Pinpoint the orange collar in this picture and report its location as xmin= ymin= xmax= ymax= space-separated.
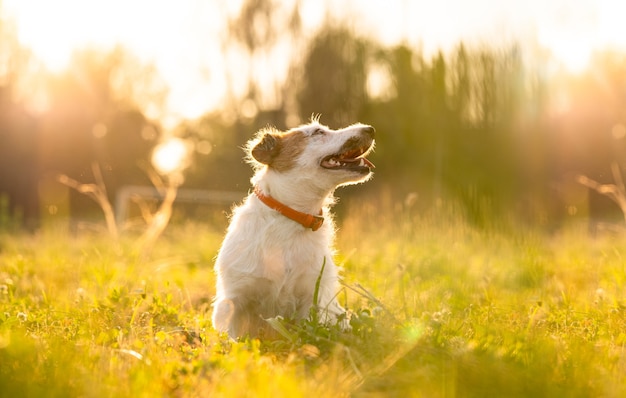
xmin=254 ymin=186 xmax=324 ymax=231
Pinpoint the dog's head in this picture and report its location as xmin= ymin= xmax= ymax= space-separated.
xmin=248 ymin=120 xmax=375 ymax=188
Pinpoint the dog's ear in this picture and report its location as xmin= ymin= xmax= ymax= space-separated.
xmin=251 ymin=132 xmax=281 ymax=165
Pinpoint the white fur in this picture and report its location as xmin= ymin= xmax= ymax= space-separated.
xmin=212 ymin=120 xmax=375 ymax=339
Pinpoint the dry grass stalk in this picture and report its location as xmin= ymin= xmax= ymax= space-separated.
xmin=57 ymin=162 xmax=182 ymax=256
xmin=57 ymin=163 xmax=119 ymax=239
xmin=577 ymin=162 xmax=626 ymax=225
xmin=134 ymin=166 xmax=182 ymax=256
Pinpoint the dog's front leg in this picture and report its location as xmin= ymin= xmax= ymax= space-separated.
xmin=213 ymin=296 xmax=265 ymax=339
xmin=212 ymin=298 xmax=241 ymax=338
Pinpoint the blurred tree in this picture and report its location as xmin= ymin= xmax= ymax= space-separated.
xmin=177 ymin=0 xmax=305 ymax=197
xmin=199 ymin=11 xmax=561 ymax=227
xmin=361 ymin=43 xmax=548 ymax=225
xmin=0 ymin=10 xmax=39 ymax=230
xmin=175 ymin=113 xmax=249 ymax=191
xmin=38 ymin=47 xmax=163 ymax=219
xmin=551 ymin=51 xmax=626 ymax=231
xmin=364 ymin=45 xmax=428 ymax=178
xmin=223 ymin=0 xmax=303 ymax=117
xmin=293 ymin=26 xmax=372 ymax=127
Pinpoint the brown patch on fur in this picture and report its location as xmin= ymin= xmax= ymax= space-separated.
xmin=251 ymin=132 xmax=281 ymax=165
xmin=271 ymin=131 xmax=307 ymax=172
xmin=251 ymin=130 xmax=307 ymax=172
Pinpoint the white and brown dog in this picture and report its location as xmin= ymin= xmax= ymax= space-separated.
xmin=212 ymin=119 xmax=375 ymax=339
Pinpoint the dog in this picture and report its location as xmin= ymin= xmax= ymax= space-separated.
xmin=211 ymin=119 xmax=375 ymax=339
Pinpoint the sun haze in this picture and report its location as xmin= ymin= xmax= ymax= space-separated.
xmin=4 ymin=0 xmax=626 ymax=120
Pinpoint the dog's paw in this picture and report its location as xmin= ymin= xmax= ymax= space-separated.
xmin=212 ymin=299 xmax=235 ymax=333
xmin=336 ymin=312 xmax=352 ymax=332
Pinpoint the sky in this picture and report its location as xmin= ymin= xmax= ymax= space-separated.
xmin=3 ymin=0 xmax=626 ymax=126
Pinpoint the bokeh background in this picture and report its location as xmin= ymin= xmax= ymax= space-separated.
xmin=2 ymin=0 xmax=626 ymax=232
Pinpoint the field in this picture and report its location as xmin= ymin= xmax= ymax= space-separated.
xmin=2 ymin=200 xmax=626 ymax=397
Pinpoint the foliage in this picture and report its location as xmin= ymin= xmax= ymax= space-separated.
xmin=294 ymin=27 xmax=371 ymax=127
xmin=185 ymin=25 xmax=560 ymax=226
xmin=2 ymin=201 xmax=626 ymax=397
xmin=3 ymin=4 xmax=626 ymax=231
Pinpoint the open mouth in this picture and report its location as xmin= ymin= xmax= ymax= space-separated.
xmin=320 ymin=145 xmax=375 ymax=173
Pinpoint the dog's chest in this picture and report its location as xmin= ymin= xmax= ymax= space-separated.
xmin=260 ymin=230 xmax=329 ymax=279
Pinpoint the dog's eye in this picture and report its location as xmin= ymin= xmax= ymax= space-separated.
xmin=311 ymin=128 xmax=325 ymax=136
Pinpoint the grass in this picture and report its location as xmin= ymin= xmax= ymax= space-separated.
xmin=2 ymin=202 xmax=626 ymax=397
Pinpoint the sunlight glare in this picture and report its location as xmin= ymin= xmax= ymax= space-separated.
xmin=4 ymin=0 xmax=108 ymax=72
xmin=5 ymin=0 xmax=626 ymax=120
xmin=545 ymin=38 xmax=593 ymax=74
xmin=366 ymin=63 xmax=394 ymax=101
xmin=537 ymin=23 xmax=596 ymax=75
xmin=152 ymin=138 xmax=190 ymax=175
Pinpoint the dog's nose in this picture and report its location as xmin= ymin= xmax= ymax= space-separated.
xmin=362 ymin=126 xmax=375 ymax=138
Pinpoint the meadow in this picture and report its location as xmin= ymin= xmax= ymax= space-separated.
xmin=1 ymin=199 xmax=626 ymax=397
